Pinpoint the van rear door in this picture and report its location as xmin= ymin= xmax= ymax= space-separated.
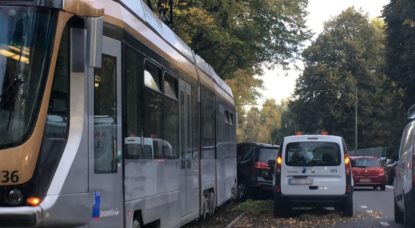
xmin=281 ymin=140 xmax=346 ymax=195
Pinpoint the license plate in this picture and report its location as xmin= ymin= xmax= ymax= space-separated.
xmin=360 ymin=178 xmax=371 ymax=183
xmin=289 ymin=178 xmax=313 ymax=185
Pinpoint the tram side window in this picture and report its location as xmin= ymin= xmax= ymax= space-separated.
xmin=201 ymin=86 xmax=215 ymax=158
xmin=124 ymin=46 xmax=143 ymax=159
xmin=143 ymin=61 xmax=163 ymax=159
xmin=94 ymin=55 xmax=117 ymax=173
xmin=163 ymin=73 xmax=179 ymax=159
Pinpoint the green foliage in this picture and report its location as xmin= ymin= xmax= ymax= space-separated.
xmin=238 ymin=99 xmax=286 ymax=144
xmin=383 ymin=0 xmax=415 ymax=110
xmin=290 ymin=8 xmax=404 ymax=149
xmin=171 ymin=0 xmax=311 ymax=79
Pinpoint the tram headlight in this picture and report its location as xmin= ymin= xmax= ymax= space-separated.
xmin=6 ymin=189 xmax=24 ymax=206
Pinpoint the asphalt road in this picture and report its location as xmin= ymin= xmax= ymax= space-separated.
xmin=334 ymin=185 xmax=404 ymax=228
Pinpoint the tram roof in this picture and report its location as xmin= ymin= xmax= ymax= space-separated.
xmin=118 ymin=0 xmax=233 ymax=97
xmin=4 ymin=0 xmax=233 ymax=97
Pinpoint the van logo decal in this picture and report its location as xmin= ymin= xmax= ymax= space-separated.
xmin=302 ymin=168 xmax=307 ymax=174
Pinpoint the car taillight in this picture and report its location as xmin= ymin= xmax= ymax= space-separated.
xmin=379 ymin=168 xmax=385 ymax=176
xmin=254 ymin=162 xmax=270 ymax=170
xmin=344 ymin=155 xmax=350 ymax=176
xmin=274 ymin=155 xmax=282 ymax=193
xmin=344 ymin=153 xmax=352 ymax=193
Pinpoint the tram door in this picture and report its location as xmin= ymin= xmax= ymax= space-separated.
xmin=180 ymin=80 xmax=193 ymax=217
xmin=88 ymin=37 xmax=124 ymax=227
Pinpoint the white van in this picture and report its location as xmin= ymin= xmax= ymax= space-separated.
xmin=273 ymin=135 xmax=353 ymax=217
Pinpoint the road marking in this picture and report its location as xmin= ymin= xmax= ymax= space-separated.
xmin=366 ymin=210 xmax=373 ymax=213
xmin=386 ymin=185 xmax=393 ymax=189
xmin=379 ymin=221 xmax=390 ymax=226
xmin=361 ymin=205 xmax=368 ymax=209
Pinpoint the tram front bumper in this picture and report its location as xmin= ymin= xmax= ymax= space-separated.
xmin=0 ymin=206 xmax=42 ymax=226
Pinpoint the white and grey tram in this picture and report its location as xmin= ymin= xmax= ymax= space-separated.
xmin=0 ymin=0 xmax=237 ymax=227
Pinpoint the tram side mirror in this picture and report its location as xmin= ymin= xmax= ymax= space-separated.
xmin=351 ymin=160 xmax=356 ymax=167
xmin=87 ymin=16 xmax=103 ymax=68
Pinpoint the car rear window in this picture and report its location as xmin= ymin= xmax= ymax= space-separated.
xmin=258 ymin=147 xmax=277 ymax=162
xmin=352 ymin=158 xmax=380 ymax=168
xmin=285 ymin=141 xmax=341 ymax=166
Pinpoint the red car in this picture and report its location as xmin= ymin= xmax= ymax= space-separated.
xmin=351 ymin=156 xmax=386 ymax=191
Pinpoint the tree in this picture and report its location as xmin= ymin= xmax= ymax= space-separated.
xmin=171 ymin=0 xmax=311 ymax=79
xmin=242 ymin=106 xmax=261 ymax=142
xmin=238 ymin=99 xmax=286 ymax=143
xmin=257 ymin=99 xmax=283 ymax=143
xmin=290 ymin=8 xmax=404 ymax=149
xmin=383 ymin=0 xmax=415 ymax=110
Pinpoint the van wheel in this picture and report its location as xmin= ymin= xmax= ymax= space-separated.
xmin=273 ymin=199 xmax=281 ymax=217
xmin=403 ymin=196 xmax=414 ymax=227
xmin=380 ymin=185 xmax=386 ymax=191
xmin=132 ymin=212 xmax=142 ymax=228
xmin=132 ymin=219 xmax=141 ymax=228
xmin=273 ymin=199 xmax=288 ymax=217
xmin=395 ymin=199 xmax=404 ymax=223
xmin=208 ymin=191 xmax=216 ymax=216
xmin=202 ymin=194 xmax=209 ymax=219
xmin=342 ymin=200 xmax=353 ymax=217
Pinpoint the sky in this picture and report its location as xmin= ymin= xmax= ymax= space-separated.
xmin=259 ymin=0 xmax=390 ymax=106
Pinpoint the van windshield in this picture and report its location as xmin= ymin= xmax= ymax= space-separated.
xmin=285 ymin=142 xmax=341 ymax=166
xmin=259 ymin=147 xmax=277 ymax=162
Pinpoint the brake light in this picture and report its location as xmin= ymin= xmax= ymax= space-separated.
xmin=254 ymin=162 xmax=270 ymax=170
xmin=275 ymin=155 xmax=282 ymax=193
xmin=345 ymin=154 xmax=351 ymax=176
xmin=379 ymin=168 xmax=385 ymax=176
xmin=345 ymin=156 xmax=350 ymax=165
xmin=277 ymin=156 xmax=282 ymax=165
xmin=344 ymin=153 xmax=352 ymax=193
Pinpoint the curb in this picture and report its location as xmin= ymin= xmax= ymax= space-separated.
xmin=225 ymin=211 xmax=246 ymax=228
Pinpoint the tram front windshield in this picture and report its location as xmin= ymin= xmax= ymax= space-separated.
xmin=0 ymin=6 xmax=57 ymax=148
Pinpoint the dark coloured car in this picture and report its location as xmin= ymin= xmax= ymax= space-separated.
xmin=385 ymin=160 xmax=398 ymax=185
xmin=237 ymin=142 xmax=279 ymax=200
xmin=394 ymin=109 xmax=415 ymax=227
xmin=351 ymin=156 xmax=386 ymax=191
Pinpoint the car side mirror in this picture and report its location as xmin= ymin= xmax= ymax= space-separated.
xmin=268 ymin=159 xmax=276 ymax=171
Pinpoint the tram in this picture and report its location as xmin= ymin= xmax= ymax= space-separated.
xmin=0 ymin=0 xmax=237 ymax=227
